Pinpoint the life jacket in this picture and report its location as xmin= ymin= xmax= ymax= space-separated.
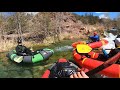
xmin=89 ymin=35 xmax=100 ymax=42
xmin=16 ymin=45 xmax=32 ymax=56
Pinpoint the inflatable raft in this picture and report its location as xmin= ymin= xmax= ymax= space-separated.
xmin=72 ymin=40 xmax=120 ymax=78
xmin=7 ymin=48 xmax=54 ymax=63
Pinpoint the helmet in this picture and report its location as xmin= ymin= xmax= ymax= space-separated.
xmin=17 ymin=38 xmax=22 ymax=44
xmin=94 ymin=32 xmax=97 ymax=35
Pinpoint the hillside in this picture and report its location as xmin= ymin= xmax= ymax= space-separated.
xmin=32 ymin=12 xmax=105 ymax=36
xmin=0 ymin=12 xmax=117 ymax=52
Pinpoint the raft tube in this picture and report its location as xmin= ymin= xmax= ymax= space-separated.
xmin=72 ymin=41 xmax=85 ymax=48
xmin=73 ymin=48 xmax=120 ymax=78
xmin=88 ymin=39 xmax=108 ymax=49
xmin=72 ymin=40 xmax=119 ymax=78
xmin=72 ymin=39 xmax=108 ymax=49
xmin=7 ymin=48 xmax=54 ymax=63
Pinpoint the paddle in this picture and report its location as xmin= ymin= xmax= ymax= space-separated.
xmin=76 ymin=44 xmax=92 ymax=53
xmin=76 ymin=44 xmax=114 ymax=54
xmin=85 ymin=52 xmax=120 ymax=77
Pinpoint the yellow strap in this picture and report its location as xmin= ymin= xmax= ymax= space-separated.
xmin=73 ymin=48 xmax=76 ymax=50
xmin=82 ymin=58 xmax=87 ymax=64
xmin=101 ymin=40 xmax=105 ymax=45
xmin=74 ymin=53 xmax=77 ymax=56
xmin=92 ymin=53 xmax=96 ymax=58
xmin=117 ymin=46 xmax=120 ymax=48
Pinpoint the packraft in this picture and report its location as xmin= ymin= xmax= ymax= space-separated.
xmin=7 ymin=48 xmax=54 ymax=63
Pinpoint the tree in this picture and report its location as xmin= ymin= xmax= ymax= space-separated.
xmin=116 ymin=13 xmax=120 ymax=30
xmin=5 ymin=12 xmax=29 ymax=34
xmin=0 ymin=13 xmax=7 ymax=40
xmin=53 ymin=12 xmax=63 ymax=42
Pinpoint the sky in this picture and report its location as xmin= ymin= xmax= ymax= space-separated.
xmin=1 ymin=12 xmax=120 ymax=20
xmin=73 ymin=12 xmax=120 ymax=20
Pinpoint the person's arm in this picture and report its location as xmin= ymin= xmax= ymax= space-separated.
xmin=89 ymin=36 xmax=94 ymax=39
xmin=23 ymin=45 xmax=33 ymax=55
xmin=91 ymin=35 xmax=100 ymax=41
xmin=95 ymin=35 xmax=100 ymax=40
xmin=92 ymin=35 xmax=98 ymax=39
xmin=16 ymin=45 xmax=22 ymax=54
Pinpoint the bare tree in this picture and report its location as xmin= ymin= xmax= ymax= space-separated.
xmin=0 ymin=13 xmax=7 ymax=40
xmin=116 ymin=13 xmax=120 ymax=30
xmin=53 ymin=12 xmax=63 ymax=42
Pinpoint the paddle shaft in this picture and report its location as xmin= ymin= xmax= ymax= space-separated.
xmin=76 ymin=44 xmax=116 ymax=54
xmin=85 ymin=52 xmax=120 ymax=77
xmin=93 ymin=48 xmax=115 ymax=50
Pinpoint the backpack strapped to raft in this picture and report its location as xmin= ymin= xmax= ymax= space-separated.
xmin=48 ymin=59 xmax=79 ymax=78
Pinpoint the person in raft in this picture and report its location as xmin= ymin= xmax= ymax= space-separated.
xmin=16 ymin=38 xmax=34 ymax=56
xmin=88 ymin=35 xmax=120 ymax=64
xmin=107 ymin=35 xmax=120 ymax=64
xmin=41 ymin=58 xmax=89 ymax=78
xmin=89 ymin=32 xmax=100 ymax=42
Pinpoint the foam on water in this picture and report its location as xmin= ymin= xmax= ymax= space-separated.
xmin=54 ymin=45 xmax=73 ymax=52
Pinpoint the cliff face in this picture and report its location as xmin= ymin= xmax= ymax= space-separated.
xmin=1 ymin=12 xmax=106 ymax=41
xmin=38 ymin=12 xmax=105 ymax=38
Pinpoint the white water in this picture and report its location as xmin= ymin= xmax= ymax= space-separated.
xmin=54 ymin=45 xmax=73 ymax=52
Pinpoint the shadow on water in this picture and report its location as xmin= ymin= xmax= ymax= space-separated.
xmin=6 ymin=59 xmax=50 ymax=78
